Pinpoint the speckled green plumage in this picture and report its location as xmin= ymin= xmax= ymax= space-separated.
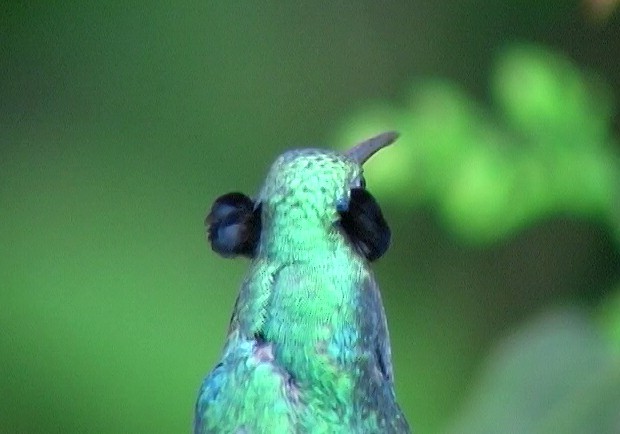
xmin=195 ymin=147 xmax=410 ymax=433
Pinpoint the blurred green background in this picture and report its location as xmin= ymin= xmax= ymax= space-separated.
xmin=2 ymin=2 xmax=620 ymax=433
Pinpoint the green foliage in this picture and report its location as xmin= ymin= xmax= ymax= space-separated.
xmin=445 ymin=309 xmax=620 ymax=434
xmin=337 ymin=45 xmax=620 ymax=244
xmin=600 ymin=286 xmax=620 ymax=356
xmin=336 ymin=44 xmax=620 ymax=433
xmin=2 ymin=3 xmax=618 ymax=431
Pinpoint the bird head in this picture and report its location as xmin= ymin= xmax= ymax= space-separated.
xmin=206 ymin=132 xmax=398 ymax=261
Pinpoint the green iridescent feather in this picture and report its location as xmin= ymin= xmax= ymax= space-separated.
xmin=195 ymin=137 xmax=410 ymax=433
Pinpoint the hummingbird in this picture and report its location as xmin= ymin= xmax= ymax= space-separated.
xmin=195 ymin=132 xmax=410 ymax=433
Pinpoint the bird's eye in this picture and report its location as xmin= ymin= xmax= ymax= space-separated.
xmin=353 ymin=175 xmax=366 ymax=189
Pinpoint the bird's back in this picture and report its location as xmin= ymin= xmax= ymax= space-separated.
xmin=195 ymin=257 xmax=410 ymax=433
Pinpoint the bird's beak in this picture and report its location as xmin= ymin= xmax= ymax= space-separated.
xmin=345 ymin=131 xmax=399 ymax=165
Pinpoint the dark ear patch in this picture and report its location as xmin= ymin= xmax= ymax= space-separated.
xmin=205 ymin=192 xmax=261 ymax=258
xmin=338 ymin=188 xmax=391 ymax=261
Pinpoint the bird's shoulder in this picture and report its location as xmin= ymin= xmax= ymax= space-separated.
xmin=194 ymin=334 xmax=299 ymax=434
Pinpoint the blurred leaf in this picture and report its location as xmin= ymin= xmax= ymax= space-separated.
xmin=600 ymin=286 xmax=620 ymax=355
xmin=585 ymin=0 xmax=620 ymax=22
xmin=336 ymin=45 xmax=620 ymax=244
xmin=445 ymin=309 xmax=620 ymax=434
